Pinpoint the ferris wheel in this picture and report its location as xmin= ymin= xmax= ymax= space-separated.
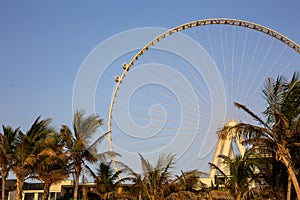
xmin=107 ymin=18 xmax=300 ymax=174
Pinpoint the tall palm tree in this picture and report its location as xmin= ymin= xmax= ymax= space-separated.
xmin=232 ymin=72 xmax=300 ymax=199
xmin=60 ymin=110 xmax=104 ymax=200
xmin=0 ymin=126 xmax=20 ymax=200
xmin=12 ymin=117 xmax=55 ymax=200
xmin=32 ymin=132 xmax=69 ymax=200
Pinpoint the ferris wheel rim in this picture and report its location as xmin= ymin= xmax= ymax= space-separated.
xmin=106 ymin=18 xmax=300 ymax=172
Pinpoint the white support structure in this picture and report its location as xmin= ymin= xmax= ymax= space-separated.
xmin=209 ymin=119 xmax=245 ymax=178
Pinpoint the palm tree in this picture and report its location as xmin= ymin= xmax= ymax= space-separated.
xmin=60 ymin=110 xmax=104 ymax=200
xmin=138 ymin=153 xmax=176 ymax=200
xmin=95 ymin=162 xmax=122 ymax=194
xmin=164 ymin=170 xmax=206 ymax=200
xmin=172 ymin=169 xmax=206 ymax=193
xmin=122 ymin=164 xmax=143 ymax=200
xmin=85 ymin=160 xmax=130 ymax=199
xmin=209 ymin=150 xmax=260 ymax=200
xmin=32 ymin=132 xmax=69 ymax=200
xmin=232 ymin=72 xmax=300 ymax=199
xmin=256 ymin=150 xmax=289 ymax=199
xmin=12 ymin=117 xmax=55 ymax=200
xmin=0 ymin=126 xmax=20 ymax=200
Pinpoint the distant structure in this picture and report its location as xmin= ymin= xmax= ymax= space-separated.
xmin=210 ymin=119 xmax=245 ymax=177
xmin=5 ymin=180 xmax=87 ymax=200
xmin=200 ymin=119 xmax=245 ymax=186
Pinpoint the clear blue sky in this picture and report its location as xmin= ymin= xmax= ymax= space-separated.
xmin=1 ymin=1 xmax=300 ymax=150
xmin=1 ymin=0 xmax=299 ymax=130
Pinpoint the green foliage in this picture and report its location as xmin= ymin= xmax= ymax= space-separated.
xmin=233 ymin=71 xmax=300 ymax=199
xmin=0 ymin=125 xmax=21 ymax=200
xmin=60 ymin=110 xmax=104 ymax=200
xmin=210 ymin=149 xmax=260 ymax=199
xmin=94 ymin=161 xmax=122 ymax=194
xmin=137 ymin=153 xmax=176 ymax=199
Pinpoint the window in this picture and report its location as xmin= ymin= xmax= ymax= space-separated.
xmin=38 ymin=193 xmax=43 ymax=200
xmin=50 ymin=192 xmax=56 ymax=200
xmin=24 ymin=193 xmax=34 ymax=200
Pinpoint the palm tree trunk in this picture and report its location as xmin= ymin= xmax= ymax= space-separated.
xmin=287 ymin=175 xmax=291 ymax=200
xmin=82 ymin=185 xmax=88 ymax=200
xmin=235 ymin=183 xmax=241 ymax=200
xmin=2 ymin=178 xmax=6 ymax=200
xmin=74 ymin=172 xmax=80 ymax=200
xmin=14 ymin=176 xmax=24 ymax=200
xmin=42 ymin=182 xmax=50 ymax=200
xmin=280 ymin=153 xmax=300 ymax=200
xmin=286 ymin=163 xmax=300 ymax=200
xmin=2 ymin=170 xmax=8 ymax=200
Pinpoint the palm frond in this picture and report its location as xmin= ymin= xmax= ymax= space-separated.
xmin=138 ymin=153 xmax=151 ymax=176
xmin=38 ymin=148 xmax=57 ymax=156
xmin=234 ymin=102 xmax=271 ymax=130
xmin=241 ymin=185 xmax=274 ymax=200
xmin=208 ymin=162 xmax=227 ymax=177
xmin=60 ymin=125 xmax=73 ymax=148
xmin=95 ymin=150 xmax=121 ymax=161
xmin=83 ymin=161 xmax=97 ymax=178
xmin=73 ymin=110 xmax=102 ymax=144
xmin=87 ymin=131 xmax=109 ymax=151
xmin=81 ymin=149 xmax=98 ymax=163
xmin=2 ymin=125 xmax=21 ymax=144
